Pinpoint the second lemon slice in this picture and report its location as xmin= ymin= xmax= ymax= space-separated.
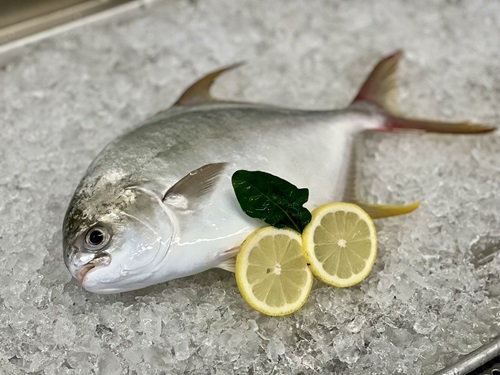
xmin=302 ymin=203 xmax=377 ymax=287
xmin=235 ymin=227 xmax=313 ymax=316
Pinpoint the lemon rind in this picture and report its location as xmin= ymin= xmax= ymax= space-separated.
xmin=302 ymin=203 xmax=378 ymax=288
xmin=235 ymin=227 xmax=314 ymax=316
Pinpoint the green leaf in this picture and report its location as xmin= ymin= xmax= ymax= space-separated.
xmin=231 ymin=170 xmax=312 ymax=232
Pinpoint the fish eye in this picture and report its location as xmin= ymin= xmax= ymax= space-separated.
xmin=85 ymin=226 xmax=111 ymax=250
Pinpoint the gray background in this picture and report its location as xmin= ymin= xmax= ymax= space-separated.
xmin=0 ymin=0 xmax=499 ymax=374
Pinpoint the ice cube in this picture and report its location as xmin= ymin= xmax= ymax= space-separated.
xmin=266 ymin=338 xmax=285 ymax=362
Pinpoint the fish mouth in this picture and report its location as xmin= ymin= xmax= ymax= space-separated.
xmin=74 ymin=254 xmax=111 ymax=284
xmin=76 ymin=264 xmax=95 ymax=283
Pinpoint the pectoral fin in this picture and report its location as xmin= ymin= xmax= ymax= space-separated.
xmin=163 ymin=162 xmax=228 ymax=211
xmin=343 ymin=140 xmax=420 ymax=219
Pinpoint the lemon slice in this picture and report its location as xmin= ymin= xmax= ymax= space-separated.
xmin=235 ymin=227 xmax=314 ymax=316
xmin=302 ymin=203 xmax=377 ymax=287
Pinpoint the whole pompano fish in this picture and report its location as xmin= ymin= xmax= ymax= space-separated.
xmin=63 ymin=52 xmax=495 ymax=294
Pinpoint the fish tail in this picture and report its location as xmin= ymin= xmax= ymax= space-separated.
xmin=353 ymin=51 xmax=496 ymax=134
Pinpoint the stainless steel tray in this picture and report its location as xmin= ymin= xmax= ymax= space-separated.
xmin=434 ymin=336 xmax=500 ymax=375
xmin=1 ymin=3 xmax=497 ymax=375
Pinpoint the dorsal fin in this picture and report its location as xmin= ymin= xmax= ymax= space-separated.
xmin=174 ymin=63 xmax=244 ymax=107
xmin=353 ymin=50 xmax=402 ymax=114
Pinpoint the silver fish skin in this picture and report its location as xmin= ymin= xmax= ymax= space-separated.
xmin=62 ymin=52 xmax=495 ymax=294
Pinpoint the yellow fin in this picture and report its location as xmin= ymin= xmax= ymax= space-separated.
xmin=354 ymin=51 xmax=496 ymax=133
xmin=387 ymin=116 xmax=496 ymax=134
xmin=356 ymin=201 xmax=421 ymax=219
xmin=174 ymin=63 xmax=244 ymax=106
xmin=353 ymin=50 xmax=402 ymax=113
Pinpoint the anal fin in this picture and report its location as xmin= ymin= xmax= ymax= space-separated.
xmin=354 ymin=201 xmax=421 ymax=219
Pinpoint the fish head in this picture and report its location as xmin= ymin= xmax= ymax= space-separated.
xmin=63 ymin=185 xmax=175 ymax=294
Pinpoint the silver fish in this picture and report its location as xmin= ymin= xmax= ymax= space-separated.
xmin=63 ymin=51 xmax=495 ymax=294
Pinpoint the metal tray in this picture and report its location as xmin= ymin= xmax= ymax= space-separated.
xmin=1 ymin=4 xmax=497 ymax=375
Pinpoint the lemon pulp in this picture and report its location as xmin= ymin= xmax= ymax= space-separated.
xmin=235 ymin=227 xmax=313 ymax=316
xmin=302 ymin=202 xmax=377 ymax=287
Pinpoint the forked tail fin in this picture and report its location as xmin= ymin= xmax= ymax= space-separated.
xmin=353 ymin=50 xmax=401 ymax=114
xmin=344 ymin=51 xmax=495 ymax=219
xmin=353 ymin=51 xmax=496 ymax=134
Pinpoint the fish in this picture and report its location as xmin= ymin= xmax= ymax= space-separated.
xmin=62 ymin=51 xmax=495 ymax=294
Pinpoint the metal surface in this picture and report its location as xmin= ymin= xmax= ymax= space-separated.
xmin=0 ymin=0 xmax=135 ymax=46
xmin=0 ymin=0 xmax=146 ymax=67
xmin=0 ymin=2 xmax=497 ymax=373
xmin=0 ymin=0 xmax=88 ymax=29
xmin=434 ymin=336 xmax=500 ymax=375
xmin=469 ymin=355 xmax=500 ymax=375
